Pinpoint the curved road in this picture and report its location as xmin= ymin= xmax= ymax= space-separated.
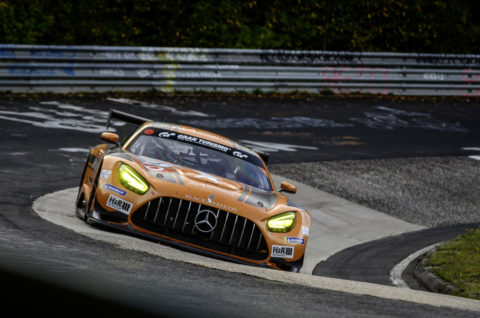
xmin=313 ymin=223 xmax=480 ymax=286
xmin=1 ymin=95 xmax=480 ymax=316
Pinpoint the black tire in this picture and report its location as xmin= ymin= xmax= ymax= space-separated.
xmin=275 ymin=255 xmax=304 ymax=272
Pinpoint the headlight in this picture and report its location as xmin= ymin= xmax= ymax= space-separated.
xmin=118 ymin=163 xmax=149 ymax=195
xmin=267 ymin=212 xmax=296 ymax=233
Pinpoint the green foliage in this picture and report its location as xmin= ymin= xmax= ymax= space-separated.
xmin=1 ymin=0 xmax=479 ymax=53
xmin=429 ymin=229 xmax=480 ymax=300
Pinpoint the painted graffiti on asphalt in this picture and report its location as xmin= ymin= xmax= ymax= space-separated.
xmin=106 ymin=97 xmax=210 ymax=117
xmin=239 ymin=140 xmax=318 ymax=153
xmin=185 ymin=117 xmax=353 ymax=129
xmin=185 ymin=106 xmax=468 ymax=132
xmin=0 ymin=101 xmax=124 ymax=133
xmin=349 ymin=106 xmax=468 ymax=132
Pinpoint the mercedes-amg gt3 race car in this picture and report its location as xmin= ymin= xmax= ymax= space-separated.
xmin=76 ymin=110 xmax=310 ymax=271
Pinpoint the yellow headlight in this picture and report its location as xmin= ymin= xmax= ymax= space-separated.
xmin=118 ymin=163 xmax=149 ymax=195
xmin=267 ymin=212 xmax=296 ymax=233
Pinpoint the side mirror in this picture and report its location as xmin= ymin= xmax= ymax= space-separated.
xmin=280 ymin=181 xmax=297 ymax=194
xmin=100 ymin=132 xmax=120 ymax=146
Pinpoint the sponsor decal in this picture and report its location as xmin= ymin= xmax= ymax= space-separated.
xmin=106 ymin=195 xmax=133 ymax=215
xmin=177 ymin=134 xmax=231 ymax=153
xmin=104 ymin=184 xmax=127 ymax=196
xmin=140 ymin=161 xmax=182 ymax=185
xmin=159 ymin=131 xmax=176 ymax=138
xmin=271 ymin=245 xmax=294 ymax=259
xmin=185 ymin=194 xmax=238 ymax=213
xmin=144 ymin=164 xmax=175 ymax=172
xmin=100 ymin=169 xmax=112 ymax=179
xmin=146 ymin=128 xmax=261 ymax=167
xmin=285 ymin=237 xmax=305 ymax=245
xmin=144 ymin=129 xmax=155 ymax=135
xmin=233 ymin=151 xmax=248 ymax=159
xmin=142 ymin=128 xmax=263 ymax=167
xmin=187 ymin=180 xmax=237 ymax=197
xmin=302 ymin=225 xmax=310 ymax=237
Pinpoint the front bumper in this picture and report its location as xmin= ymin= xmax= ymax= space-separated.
xmin=89 ymin=201 xmax=272 ymax=268
xmin=89 ymin=200 xmax=304 ymax=271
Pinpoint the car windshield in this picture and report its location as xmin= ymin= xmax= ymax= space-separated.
xmin=128 ymin=129 xmax=272 ymax=191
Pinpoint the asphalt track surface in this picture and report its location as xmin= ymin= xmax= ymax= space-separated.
xmin=312 ymin=223 xmax=480 ymax=286
xmin=1 ymin=94 xmax=480 ymax=317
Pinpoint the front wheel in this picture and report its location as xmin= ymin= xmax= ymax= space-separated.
xmin=274 ymin=255 xmax=304 ymax=272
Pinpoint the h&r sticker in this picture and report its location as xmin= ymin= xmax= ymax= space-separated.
xmin=106 ymin=194 xmax=132 ymax=215
xmin=271 ymin=245 xmax=294 ymax=259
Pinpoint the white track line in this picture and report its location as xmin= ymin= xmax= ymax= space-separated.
xmin=390 ymin=243 xmax=442 ymax=288
xmin=462 ymin=147 xmax=480 ymax=151
xmin=461 ymin=147 xmax=480 ymax=161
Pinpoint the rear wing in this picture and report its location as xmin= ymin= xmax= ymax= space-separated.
xmin=106 ymin=109 xmax=151 ymax=129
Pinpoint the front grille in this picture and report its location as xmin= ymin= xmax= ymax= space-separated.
xmin=131 ymin=197 xmax=269 ymax=260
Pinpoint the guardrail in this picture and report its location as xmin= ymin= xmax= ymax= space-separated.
xmin=1 ymin=44 xmax=480 ymax=96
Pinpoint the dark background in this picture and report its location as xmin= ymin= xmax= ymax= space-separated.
xmin=2 ymin=0 xmax=480 ymax=53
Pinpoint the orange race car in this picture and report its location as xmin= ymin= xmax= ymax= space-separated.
xmin=76 ymin=110 xmax=310 ymax=272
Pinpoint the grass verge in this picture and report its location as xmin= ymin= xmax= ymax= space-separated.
xmin=428 ymin=229 xmax=480 ymax=300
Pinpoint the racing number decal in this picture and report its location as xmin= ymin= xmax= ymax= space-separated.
xmin=271 ymin=245 xmax=294 ymax=259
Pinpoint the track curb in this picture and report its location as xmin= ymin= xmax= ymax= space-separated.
xmin=414 ymin=250 xmax=458 ymax=295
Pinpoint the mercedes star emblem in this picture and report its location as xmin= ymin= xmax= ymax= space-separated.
xmin=194 ymin=209 xmax=218 ymax=233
